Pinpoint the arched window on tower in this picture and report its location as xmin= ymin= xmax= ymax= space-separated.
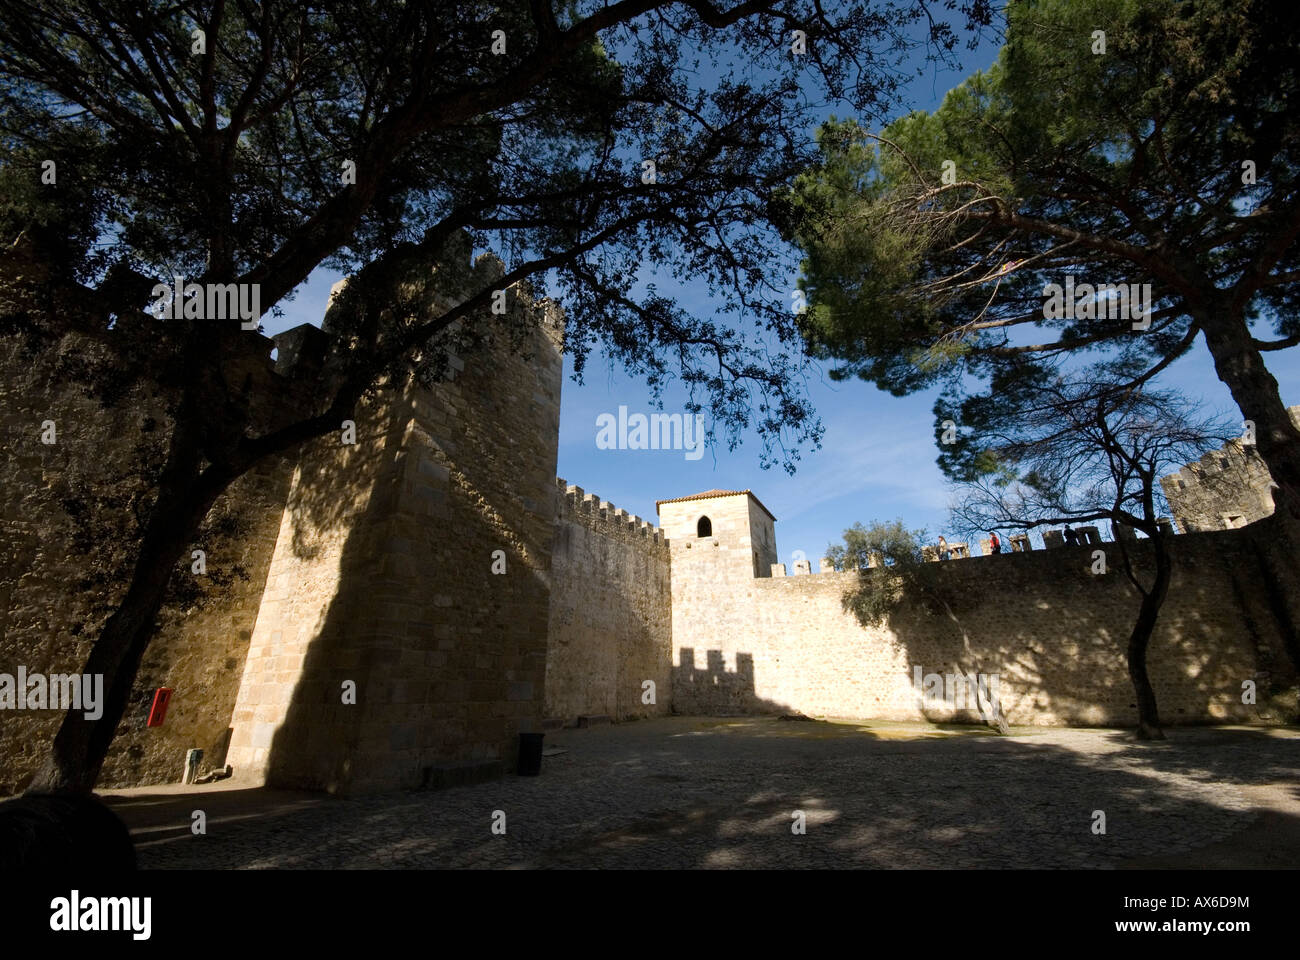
xmin=697 ymin=516 xmax=712 ymax=538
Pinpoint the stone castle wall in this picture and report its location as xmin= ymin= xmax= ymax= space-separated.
xmin=0 ymin=332 xmax=290 ymax=795
xmin=224 ymin=285 xmax=564 ymax=794
xmin=544 ymin=481 xmax=672 ymax=724
xmin=2 ymin=246 xmax=565 ymax=797
xmin=667 ymin=524 xmax=1289 ymax=726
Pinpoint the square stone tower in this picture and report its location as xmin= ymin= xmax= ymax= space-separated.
xmin=657 ymin=489 xmax=778 ymax=714
xmin=223 ymin=250 xmax=565 ymax=796
xmin=656 ymin=489 xmax=777 ymax=580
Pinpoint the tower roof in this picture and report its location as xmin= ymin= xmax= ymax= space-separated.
xmin=655 ymin=489 xmax=776 ymax=522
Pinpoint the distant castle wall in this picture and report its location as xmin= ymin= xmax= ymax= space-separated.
xmin=544 ymin=482 xmax=672 ymax=724
xmin=668 ymin=529 xmax=1287 ymax=725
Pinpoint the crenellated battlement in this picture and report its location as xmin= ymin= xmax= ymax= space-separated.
xmin=554 ymin=477 xmax=669 ymax=549
xmin=810 ymin=523 xmax=1185 ymax=576
xmin=267 ymin=238 xmax=564 ymax=386
xmin=1162 ymin=440 xmax=1255 ymax=489
xmin=1159 ymin=406 xmax=1300 ymax=533
xmin=546 ymin=478 xmax=673 ymax=726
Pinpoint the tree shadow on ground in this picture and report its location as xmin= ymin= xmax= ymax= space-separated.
xmin=110 ymin=719 xmax=1300 ymax=870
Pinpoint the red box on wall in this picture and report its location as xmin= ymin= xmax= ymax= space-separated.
xmin=147 ymin=688 xmax=173 ymax=727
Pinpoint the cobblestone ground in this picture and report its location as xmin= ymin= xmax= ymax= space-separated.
xmin=123 ymin=718 xmax=1300 ymax=869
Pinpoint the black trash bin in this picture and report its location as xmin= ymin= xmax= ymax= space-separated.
xmin=517 ymin=732 xmax=544 ymax=776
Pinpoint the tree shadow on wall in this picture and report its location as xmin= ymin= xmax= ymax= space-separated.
xmin=852 ymin=531 xmax=1294 ymax=732
xmin=253 ymin=336 xmax=558 ymax=794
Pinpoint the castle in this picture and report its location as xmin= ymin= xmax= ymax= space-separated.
xmin=1 ymin=273 xmax=1295 ymax=797
xmin=1160 ymin=406 xmax=1300 ymax=534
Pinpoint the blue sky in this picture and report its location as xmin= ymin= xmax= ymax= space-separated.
xmin=263 ymin=17 xmax=1299 ymax=566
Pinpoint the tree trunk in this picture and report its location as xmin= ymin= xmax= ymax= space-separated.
xmin=1127 ymin=540 xmax=1172 ymax=741
xmin=1199 ymin=304 xmax=1300 ymax=523
xmin=1197 ymin=305 xmax=1300 ymax=679
xmin=27 ymin=429 xmax=231 ymax=795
